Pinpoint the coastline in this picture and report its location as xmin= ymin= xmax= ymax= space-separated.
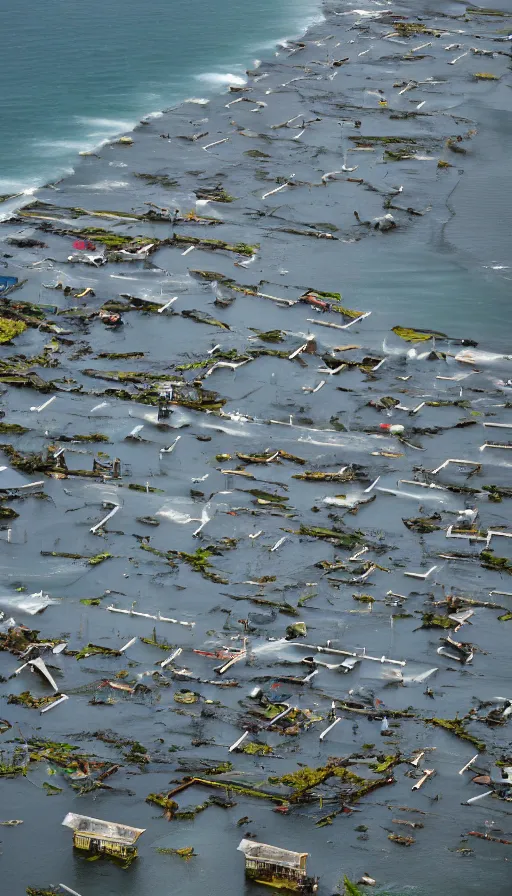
xmin=0 ymin=2 xmax=512 ymax=895
xmin=0 ymin=0 xmax=325 ymax=201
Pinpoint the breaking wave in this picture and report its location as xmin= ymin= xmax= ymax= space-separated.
xmin=196 ymin=72 xmax=247 ymax=87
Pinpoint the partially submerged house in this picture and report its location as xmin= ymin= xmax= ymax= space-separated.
xmin=62 ymin=812 xmax=145 ymax=859
xmin=238 ymin=839 xmax=318 ymax=893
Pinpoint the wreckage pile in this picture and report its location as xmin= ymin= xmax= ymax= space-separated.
xmin=0 ymin=1 xmax=511 ymax=895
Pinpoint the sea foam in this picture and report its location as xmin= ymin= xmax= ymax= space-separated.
xmin=196 ymin=72 xmax=247 ymax=87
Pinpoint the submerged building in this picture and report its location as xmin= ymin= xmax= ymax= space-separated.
xmin=238 ymin=839 xmax=318 ymax=893
xmin=62 ymin=812 xmax=145 ymax=859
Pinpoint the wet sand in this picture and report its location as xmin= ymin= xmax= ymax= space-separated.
xmin=0 ymin=2 xmax=512 ymax=895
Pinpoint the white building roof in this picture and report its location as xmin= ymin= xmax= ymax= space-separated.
xmin=238 ymin=839 xmax=308 ymax=869
xmin=62 ymin=813 xmax=145 ymax=845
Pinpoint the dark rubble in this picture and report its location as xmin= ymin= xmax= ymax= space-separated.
xmin=0 ymin=1 xmax=511 ymax=895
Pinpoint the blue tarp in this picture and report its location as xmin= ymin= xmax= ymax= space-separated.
xmin=0 ymin=276 xmax=18 ymax=294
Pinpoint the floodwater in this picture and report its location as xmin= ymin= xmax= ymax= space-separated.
xmin=0 ymin=2 xmax=511 ymax=895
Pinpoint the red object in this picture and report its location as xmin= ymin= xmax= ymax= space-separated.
xmin=73 ymin=239 xmax=96 ymax=251
xmin=299 ymin=294 xmax=329 ymax=311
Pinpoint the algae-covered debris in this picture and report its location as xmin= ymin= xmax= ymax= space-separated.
xmin=300 ymin=289 xmax=363 ymax=320
xmin=26 ymin=888 xmax=60 ymax=896
xmin=248 ymin=328 xmax=286 ymax=342
xmin=293 ymin=470 xmax=357 ymax=483
xmin=135 ymin=173 xmax=178 ymax=188
xmin=483 ymin=484 xmax=512 ymax=501
xmin=172 ymin=234 xmax=257 ymax=256
xmin=240 ymin=741 xmax=273 ymax=755
xmin=227 ymin=592 xmax=297 ymax=616
xmin=392 ymin=326 xmax=450 ymax=343
xmin=0 ymin=423 xmax=29 ymax=435
xmin=393 ymin=21 xmax=443 ymax=35
xmin=0 ymin=745 xmax=29 ymax=777
xmin=297 ymin=524 xmax=364 ymax=549
xmin=384 ymin=148 xmax=421 ymax=161
xmin=82 ymin=368 xmax=176 ymax=385
xmin=473 ymin=72 xmax=500 ymax=79
xmin=403 ymin=514 xmax=442 ymax=533
xmin=176 ymin=349 xmax=246 ymax=371
xmin=128 ymin=483 xmax=165 ymax=493
xmin=275 ymin=759 xmax=393 ymax=804
xmin=0 ymin=503 xmax=19 ymax=519
xmin=421 ymin=613 xmax=453 ymax=629
xmin=97 ymin=351 xmax=145 ymax=360
xmin=244 ymin=487 xmax=289 ymax=505
xmin=75 ymin=643 xmax=121 ymax=660
xmin=61 ymin=433 xmax=110 ymax=442
xmin=7 ymin=691 xmax=61 ymax=710
xmin=40 ymin=550 xmax=112 ymax=565
xmin=42 ymin=781 xmax=63 ymax=795
xmin=388 ymin=833 xmax=414 ymax=846
xmin=480 ymin=550 xmax=512 ymax=574
xmin=176 ymin=758 xmax=233 ymax=776
xmin=141 ymin=630 xmax=175 ymax=651
xmin=344 ymin=878 xmax=365 ymax=896
xmin=235 ymin=450 xmax=278 ymax=464
xmin=181 ymin=309 xmax=230 ymax=330
xmin=370 ymin=755 xmax=400 ymax=773
xmin=146 ymin=792 xmax=179 ymax=813
xmin=66 ymin=227 xmax=155 ymax=251
xmin=0 ymin=627 xmax=61 ymax=657
xmin=156 ymin=846 xmax=196 ymax=858
xmin=429 ymin=717 xmax=486 ymax=751
xmin=174 ymin=690 xmax=199 ymax=704
xmin=369 ymin=396 xmax=400 ymax=411
xmin=353 ymin=593 xmax=374 ymax=604
xmin=0 ymin=318 xmax=26 ymax=343
xmin=195 ymin=185 xmax=234 ymax=203
xmin=123 ymin=741 xmax=150 ymax=764
xmin=177 ymin=547 xmax=228 ymax=584
xmin=286 ymin=621 xmax=307 ymax=639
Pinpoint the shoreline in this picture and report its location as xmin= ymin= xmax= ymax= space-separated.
xmin=0 ymin=2 xmax=512 ymax=894
xmin=0 ymin=2 xmax=325 ymax=203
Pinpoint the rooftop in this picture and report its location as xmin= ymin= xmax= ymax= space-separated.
xmin=238 ymin=839 xmax=308 ymax=869
xmin=62 ymin=813 xmax=146 ymax=845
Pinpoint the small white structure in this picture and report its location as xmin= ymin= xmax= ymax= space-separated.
xmin=238 ymin=839 xmax=317 ymax=892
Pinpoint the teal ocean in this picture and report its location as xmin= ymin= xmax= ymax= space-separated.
xmin=2 ymin=0 xmax=321 ymax=192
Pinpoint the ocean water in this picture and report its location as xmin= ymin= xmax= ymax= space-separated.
xmin=1 ymin=0 xmax=322 ymax=193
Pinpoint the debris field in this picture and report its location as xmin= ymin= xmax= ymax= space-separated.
xmin=0 ymin=2 xmax=511 ymax=894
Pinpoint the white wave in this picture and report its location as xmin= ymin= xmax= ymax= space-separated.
xmin=255 ymin=10 xmax=325 ymax=52
xmin=334 ymin=8 xmax=383 ymax=16
xmin=72 ymin=180 xmax=130 ymax=191
xmin=37 ymin=138 xmax=109 ymax=155
xmin=183 ymin=97 xmax=210 ymax=105
xmin=0 ymin=176 xmax=35 ymax=193
xmin=196 ymin=72 xmax=247 ymax=87
xmin=142 ymin=110 xmax=164 ymax=120
xmin=75 ymin=116 xmax=135 ymax=132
